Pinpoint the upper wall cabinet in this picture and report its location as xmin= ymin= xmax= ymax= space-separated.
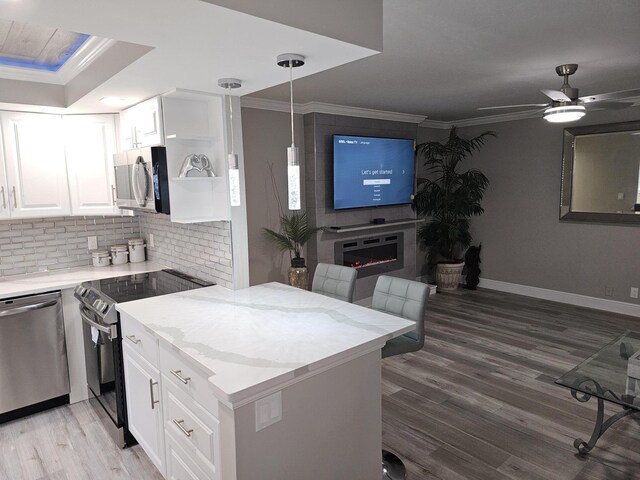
xmin=0 ymin=112 xmax=71 ymax=218
xmin=120 ymin=97 xmax=164 ymax=150
xmin=64 ymin=115 xmax=121 ymax=216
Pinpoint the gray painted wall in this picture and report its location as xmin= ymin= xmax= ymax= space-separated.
xmin=417 ymin=108 xmax=640 ymax=304
xmin=241 ymin=107 xmax=306 ymax=286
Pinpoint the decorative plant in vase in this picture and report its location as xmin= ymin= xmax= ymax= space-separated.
xmin=414 ymin=126 xmax=495 ymax=291
xmin=262 ymin=211 xmax=319 ymax=289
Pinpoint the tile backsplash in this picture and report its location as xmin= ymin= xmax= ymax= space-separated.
xmin=0 ymin=213 xmax=233 ymax=288
xmin=137 ymin=213 xmax=233 ymax=288
xmin=0 ymin=216 xmax=140 ymax=276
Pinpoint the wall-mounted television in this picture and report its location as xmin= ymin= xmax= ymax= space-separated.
xmin=333 ymin=135 xmax=415 ymax=210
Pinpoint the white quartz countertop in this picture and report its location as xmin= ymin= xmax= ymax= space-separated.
xmin=116 ymin=282 xmax=415 ymax=407
xmin=0 ymin=261 xmax=165 ymax=299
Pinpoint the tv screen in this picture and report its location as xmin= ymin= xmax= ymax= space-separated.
xmin=333 ymin=135 xmax=415 ymax=210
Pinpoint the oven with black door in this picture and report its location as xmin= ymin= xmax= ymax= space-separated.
xmin=75 ymin=269 xmax=212 ymax=448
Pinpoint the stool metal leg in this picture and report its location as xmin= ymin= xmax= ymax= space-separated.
xmin=382 ymin=449 xmax=407 ymax=480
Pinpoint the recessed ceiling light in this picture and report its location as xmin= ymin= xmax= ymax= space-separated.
xmin=99 ymin=97 xmax=133 ymax=107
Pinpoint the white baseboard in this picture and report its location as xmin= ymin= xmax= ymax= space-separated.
xmin=479 ymin=278 xmax=640 ymax=318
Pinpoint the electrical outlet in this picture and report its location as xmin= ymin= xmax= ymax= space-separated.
xmin=618 ymin=192 xmax=625 ymax=200
xmin=605 ymin=285 xmax=614 ymax=297
xmin=87 ymin=236 xmax=98 ymax=250
xmin=149 ymin=234 xmax=155 ymax=248
xmin=255 ymin=391 xmax=282 ymax=432
xmin=631 ymin=287 xmax=639 ymax=299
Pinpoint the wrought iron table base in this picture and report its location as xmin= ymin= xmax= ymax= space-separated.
xmin=570 ymin=377 xmax=639 ymax=454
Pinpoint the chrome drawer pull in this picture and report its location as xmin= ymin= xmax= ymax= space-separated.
xmin=170 ymin=369 xmax=191 ymax=384
xmin=149 ymin=379 xmax=159 ymax=409
xmin=126 ymin=335 xmax=141 ymax=345
xmin=173 ymin=419 xmax=193 ymax=437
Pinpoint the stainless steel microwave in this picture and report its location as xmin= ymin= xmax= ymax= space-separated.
xmin=113 ymin=146 xmax=170 ymax=214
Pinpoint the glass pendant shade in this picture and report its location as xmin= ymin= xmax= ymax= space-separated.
xmin=287 ymin=146 xmax=300 ymax=210
xmin=228 ymin=153 xmax=241 ymax=207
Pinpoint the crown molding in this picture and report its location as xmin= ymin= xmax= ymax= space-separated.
xmin=240 ymin=96 xmax=426 ymax=124
xmin=242 ymin=96 xmax=640 ymax=130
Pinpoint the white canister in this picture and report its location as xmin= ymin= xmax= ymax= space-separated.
xmin=92 ymin=250 xmax=111 ymax=267
xmin=128 ymin=238 xmax=146 ymax=263
xmin=110 ymin=245 xmax=129 ymax=265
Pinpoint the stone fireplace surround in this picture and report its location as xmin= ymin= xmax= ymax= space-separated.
xmin=303 ymin=113 xmax=418 ymax=301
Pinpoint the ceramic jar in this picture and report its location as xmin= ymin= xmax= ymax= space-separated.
xmin=128 ymin=238 xmax=146 ymax=263
xmin=110 ymin=245 xmax=129 ymax=265
xmin=92 ymin=250 xmax=111 ymax=267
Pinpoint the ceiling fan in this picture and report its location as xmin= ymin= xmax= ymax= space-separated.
xmin=478 ymin=64 xmax=640 ymax=123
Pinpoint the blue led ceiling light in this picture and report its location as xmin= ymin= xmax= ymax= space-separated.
xmin=0 ymin=32 xmax=90 ymax=72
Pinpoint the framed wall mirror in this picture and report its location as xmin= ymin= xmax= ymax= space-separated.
xmin=560 ymin=120 xmax=640 ymax=224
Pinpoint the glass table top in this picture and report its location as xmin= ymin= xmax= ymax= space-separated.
xmin=556 ymin=331 xmax=640 ymax=410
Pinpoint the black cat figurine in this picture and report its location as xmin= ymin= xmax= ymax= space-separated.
xmin=463 ymin=244 xmax=481 ymax=290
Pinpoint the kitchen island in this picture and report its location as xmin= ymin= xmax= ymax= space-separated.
xmin=116 ymin=282 xmax=414 ymax=480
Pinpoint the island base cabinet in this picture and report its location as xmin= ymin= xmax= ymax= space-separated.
xmin=231 ymin=350 xmax=382 ymax=480
xmin=122 ymin=342 xmax=165 ymax=475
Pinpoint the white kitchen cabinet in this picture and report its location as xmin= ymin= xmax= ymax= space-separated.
xmin=120 ymin=97 xmax=164 ymax=150
xmin=0 ymin=130 xmax=11 ymax=219
xmin=63 ymin=114 xmax=120 ymax=216
xmin=0 ymin=112 xmax=71 ymax=218
xmin=122 ymin=342 xmax=166 ymax=475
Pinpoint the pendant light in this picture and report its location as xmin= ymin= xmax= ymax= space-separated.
xmin=277 ymin=53 xmax=305 ymax=210
xmin=218 ymin=78 xmax=242 ymax=207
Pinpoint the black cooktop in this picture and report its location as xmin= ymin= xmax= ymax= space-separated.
xmin=93 ymin=269 xmax=214 ymax=304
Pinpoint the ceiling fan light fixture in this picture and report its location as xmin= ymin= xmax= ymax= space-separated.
xmin=543 ymin=105 xmax=586 ymax=123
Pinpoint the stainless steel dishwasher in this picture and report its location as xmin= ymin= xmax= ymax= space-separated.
xmin=0 ymin=291 xmax=70 ymax=422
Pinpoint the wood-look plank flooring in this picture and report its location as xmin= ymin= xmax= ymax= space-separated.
xmin=382 ymin=288 xmax=640 ymax=480
xmin=2 ymin=288 xmax=639 ymax=479
xmin=0 ymin=399 xmax=162 ymax=480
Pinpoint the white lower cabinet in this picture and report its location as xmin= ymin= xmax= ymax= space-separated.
xmin=122 ymin=341 xmax=166 ymax=475
xmin=122 ymin=316 xmax=223 ymax=480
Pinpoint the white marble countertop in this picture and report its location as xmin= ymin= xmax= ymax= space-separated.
xmin=0 ymin=261 xmax=165 ymax=299
xmin=116 ymin=282 xmax=415 ymax=407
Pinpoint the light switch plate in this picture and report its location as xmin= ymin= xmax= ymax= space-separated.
xmin=255 ymin=391 xmax=282 ymax=432
xmin=618 ymin=192 xmax=625 ymax=200
xmin=149 ymin=234 xmax=155 ymax=248
xmin=87 ymin=236 xmax=98 ymax=250
xmin=631 ymin=287 xmax=639 ymax=299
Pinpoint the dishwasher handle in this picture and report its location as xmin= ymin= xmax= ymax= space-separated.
xmin=79 ymin=307 xmax=117 ymax=340
xmin=0 ymin=299 xmax=58 ymax=318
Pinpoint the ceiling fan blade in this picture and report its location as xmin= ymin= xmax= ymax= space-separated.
xmin=478 ymin=103 xmax=549 ymax=111
xmin=586 ymin=100 xmax=632 ymax=110
xmin=580 ymin=88 xmax=640 ymax=104
xmin=541 ymin=89 xmax=572 ymax=102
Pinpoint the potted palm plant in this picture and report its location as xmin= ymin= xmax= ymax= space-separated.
xmin=262 ymin=211 xmax=319 ymax=289
xmin=414 ymin=126 xmax=495 ymax=291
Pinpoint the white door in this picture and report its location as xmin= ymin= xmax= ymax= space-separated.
xmin=63 ymin=114 xmax=120 ymax=216
xmin=122 ymin=343 xmax=165 ymax=475
xmin=0 ymin=128 xmax=11 ymax=219
xmin=1 ymin=112 xmax=71 ymax=218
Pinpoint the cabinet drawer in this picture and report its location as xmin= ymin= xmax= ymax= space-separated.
xmin=164 ymin=379 xmax=220 ymax=479
xmin=166 ymin=429 xmax=209 ymax=480
xmin=120 ymin=313 xmax=158 ymax=366
xmin=160 ymin=343 xmax=218 ymax=417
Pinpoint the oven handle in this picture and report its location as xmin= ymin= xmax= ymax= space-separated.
xmin=80 ymin=307 xmax=118 ymax=339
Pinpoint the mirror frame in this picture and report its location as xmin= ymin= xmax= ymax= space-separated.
xmin=560 ymin=120 xmax=640 ymax=224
